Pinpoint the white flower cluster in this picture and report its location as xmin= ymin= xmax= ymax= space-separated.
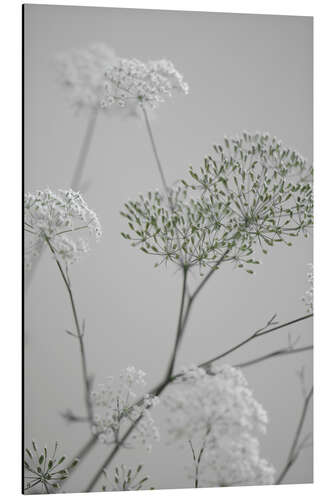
xmin=55 ymin=43 xmax=118 ymax=111
xmin=303 ymin=263 xmax=313 ymax=312
xmin=102 ymin=58 xmax=189 ymax=109
xmin=24 ymin=189 xmax=102 ymax=267
xmin=163 ymin=365 xmax=275 ymax=486
xmin=91 ymin=367 xmax=160 ymax=452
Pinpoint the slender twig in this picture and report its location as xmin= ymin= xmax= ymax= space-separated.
xmin=198 ymin=313 xmax=313 ymax=371
xmin=45 ymin=237 xmax=93 ymax=424
xmin=276 ymin=386 xmax=313 ymax=484
xmin=70 ymin=106 xmax=99 ymax=191
xmin=237 ymin=345 xmax=313 ymax=369
xmin=141 ymin=105 xmax=169 ymax=197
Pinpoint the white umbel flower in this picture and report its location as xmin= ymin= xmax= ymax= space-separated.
xmin=91 ymin=367 xmax=160 ymax=452
xmin=204 ymin=433 xmax=275 ymax=486
xmin=102 ymin=57 xmax=189 ymax=110
xmin=164 ymin=365 xmax=268 ymax=444
xmin=56 ymin=43 xmax=118 ymax=111
xmin=24 ymin=188 xmax=101 ymax=267
xmin=163 ymin=365 xmax=274 ymax=486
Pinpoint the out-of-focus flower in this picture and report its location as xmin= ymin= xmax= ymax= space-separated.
xmin=121 ymin=132 xmax=313 ymax=271
xmin=303 ymin=263 xmax=313 ymax=312
xmin=24 ymin=188 xmax=101 ymax=267
xmin=163 ymin=365 xmax=268 ymax=444
xmin=102 ymin=464 xmax=152 ymax=491
xmin=204 ymin=433 xmax=275 ymax=486
xmin=55 ymin=43 xmax=118 ymax=112
xmin=163 ymin=365 xmax=274 ymax=487
xmin=91 ymin=367 xmax=160 ymax=452
xmin=24 ymin=441 xmax=79 ymax=493
xmin=102 ymin=58 xmax=189 ymax=110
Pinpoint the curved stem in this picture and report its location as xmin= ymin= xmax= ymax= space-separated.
xmin=45 ymin=238 xmax=93 ymax=424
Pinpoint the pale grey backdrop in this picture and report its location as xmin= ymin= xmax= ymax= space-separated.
xmin=24 ymin=4 xmax=313 ymax=492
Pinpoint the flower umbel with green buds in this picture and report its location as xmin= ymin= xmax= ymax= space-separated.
xmin=102 ymin=464 xmax=152 ymax=491
xmin=121 ymin=132 xmax=313 ymax=272
xmin=24 ymin=441 xmax=79 ymax=494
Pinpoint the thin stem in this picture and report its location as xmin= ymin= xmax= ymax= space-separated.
xmin=276 ymin=387 xmax=313 ymax=484
xmin=70 ymin=106 xmax=99 ymax=191
xmin=165 ymin=267 xmax=188 ymax=379
xmin=237 ymin=345 xmax=313 ymax=369
xmin=45 ymin=238 xmax=93 ymax=424
xmin=198 ymin=313 xmax=313 ymax=370
xmin=141 ymin=104 xmax=169 ymax=197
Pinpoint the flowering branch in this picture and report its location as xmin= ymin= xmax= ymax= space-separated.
xmin=84 ymin=311 xmax=312 ymax=491
xmin=276 ymin=386 xmax=313 ymax=484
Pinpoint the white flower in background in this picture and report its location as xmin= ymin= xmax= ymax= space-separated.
xmin=24 ymin=188 xmax=101 ymax=267
xmin=55 ymin=43 xmax=118 ymax=112
xmin=164 ymin=365 xmax=268 ymax=444
xmin=204 ymin=433 xmax=275 ymax=486
xmin=303 ymin=263 xmax=313 ymax=312
xmin=91 ymin=367 xmax=160 ymax=452
xmin=102 ymin=57 xmax=189 ymax=110
xmin=163 ymin=365 xmax=274 ymax=486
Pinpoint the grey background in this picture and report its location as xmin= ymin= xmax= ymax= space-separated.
xmin=24 ymin=4 xmax=313 ymax=492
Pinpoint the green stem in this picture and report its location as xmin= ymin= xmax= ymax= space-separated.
xmin=45 ymin=237 xmax=93 ymax=424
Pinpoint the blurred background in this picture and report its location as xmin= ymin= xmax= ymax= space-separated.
xmin=24 ymin=4 xmax=313 ymax=492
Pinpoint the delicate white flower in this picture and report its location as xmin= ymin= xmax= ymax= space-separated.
xmin=91 ymin=367 xmax=160 ymax=452
xmin=56 ymin=43 xmax=118 ymax=111
xmin=203 ymin=433 xmax=275 ymax=486
xmin=303 ymin=263 xmax=313 ymax=312
xmin=24 ymin=188 xmax=101 ymax=267
xmin=163 ymin=365 xmax=274 ymax=486
xmin=163 ymin=365 xmax=268 ymax=445
xmin=102 ymin=57 xmax=189 ymax=110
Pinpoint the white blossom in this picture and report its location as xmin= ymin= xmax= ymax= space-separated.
xmin=203 ymin=433 xmax=275 ymax=486
xmin=24 ymin=188 xmax=101 ymax=267
xmin=163 ymin=365 xmax=274 ymax=486
xmin=91 ymin=367 xmax=160 ymax=452
xmin=102 ymin=57 xmax=189 ymax=110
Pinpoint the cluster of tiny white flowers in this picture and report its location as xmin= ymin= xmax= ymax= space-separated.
xmin=303 ymin=263 xmax=313 ymax=312
xmin=102 ymin=58 xmax=189 ymax=110
xmin=55 ymin=43 xmax=118 ymax=111
xmin=163 ymin=365 xmax=275 ymax=486
xmin=91 ymin=367 xmax=160 ymax=452
xmin=24 ymin=189 xmax=102 ymax=267
xmin=203 ymin=433 xmax=275 ymax=486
